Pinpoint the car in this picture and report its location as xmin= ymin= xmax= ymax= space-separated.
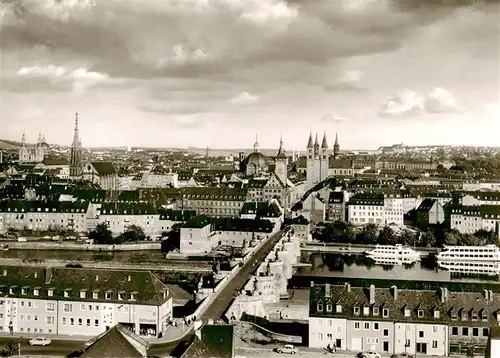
xmin=391 ymin=354 xmax=414 ymax=358
xmin=359 ymin=351 xmax=381 ymax=358
xmin=29 ymin=337 xmax=51 ymax=346
xmin=275 ymin=344 xmax=298 ymax=354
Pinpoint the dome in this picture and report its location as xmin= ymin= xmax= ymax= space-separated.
xmin=246 ymin=151 xmax=268 ymax=167
xmin=240 ymin=151 xmax=268 ymax=176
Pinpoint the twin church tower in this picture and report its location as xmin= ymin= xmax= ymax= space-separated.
xmin=306 ymin=132 xmax=340 ymax=189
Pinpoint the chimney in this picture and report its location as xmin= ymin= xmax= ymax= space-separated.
xmin=489 ymin=290 xmax=494 ymax=302
xmin=127 ymin=275 xmax=131 ymax=282
xmin=346 ymin=283 xmax=351 ymax=293
xmin=310 ymin=281 xmax=314 ymax=287
xmin=95 ymin=275 xmax=99 ymax=281
xmin=440 ymin=287 xmax=448 ymax=302
xmin=369 ymin=284 xmax=376 ymax=304
xmin=391 ymin=285 xmax=398 ymax=300
xmin=484 ymin=289 xmax=489 ymax=301
xmin=325 ymin=283 xmax=331 ymax=298
xmin=44 ymin=267 xmax=52 ymax=284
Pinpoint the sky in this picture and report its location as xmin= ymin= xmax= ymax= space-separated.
xmin=0 ymin=0 xmax=499 ymax=151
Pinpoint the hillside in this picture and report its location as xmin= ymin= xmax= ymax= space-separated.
xmin=0 ymin=140 xmax=21 ymax=150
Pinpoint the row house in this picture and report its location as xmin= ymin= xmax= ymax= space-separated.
xmin=0 ymin=266 xmax=172 ymax=338
xmin=461 ymin=191 xmax=500 ymax=206
xmin=0 ymin=200 xmax=90 ymax=233
xmin=464 ymin=181 xmax=500 ymax=192
xmin=309 ymin=283 xmax=500 ymax=356
xmin=327 ymin=191 xmax=346 ymax=222
xmin=347 ymin=193 xmax=385 ymax=226
xmin=96 ymin=202 xmax=158 ymax=237
xmin=450 ymin=205 xmax=500 ymax=236
xmin=180 ymin=187 xmax=247 ymax=217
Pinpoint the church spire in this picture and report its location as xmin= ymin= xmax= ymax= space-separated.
xmin=70 ymin=112 xmax=83 ymax=178
xmin=321 ymin=131 xmax=328 ymax=148
xmin=253 ymin=134 xmax=260 ymax=152
xmin=72 ymin=113 xmax=80 ymax=147
xmin=21 ymin=131 xmax=26 ymax=147
xmin=277 ymin=134 xmax=287 ymax=158
xmin=314 ymin=133 xmax=319 ymax=149
xmin=333 ymin=132 xmax=340 ymax=159
xmin=307 ymin=131 xmax=313 ymax=148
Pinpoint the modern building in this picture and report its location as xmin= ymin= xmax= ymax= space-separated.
xmin=180 ymin=187 xmax=247 ymax=217
xmin=450 ymin=205 xmax=500 ymax=235
xmin=309 ymin=283 xmax=500 ymax=356
xmin=327 ymin=191 xmax=346 ymax=222
xmin=347 ymin=193 xmax=385 ymax=226
xmin=0 ymin=266 xmax=173 ymax=338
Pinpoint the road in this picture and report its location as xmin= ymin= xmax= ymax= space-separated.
xmin=201 ymin=230 xmax=284 ymax=320
xmin=0 ymin=337 xmax=82 ymax=357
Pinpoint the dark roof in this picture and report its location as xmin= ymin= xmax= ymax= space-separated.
xmin=450 ymin=205 xmax=500 ymax=219
xmin=328 ymin=191 xmax=344 ymax=204
xmin=183 ymin=215 xmax=213 ymax=229
xmin=183 ymin=215 xmax=274 ymax=233
xmin=182 ymin=324 xmax=234 ymax=358
xmin=73 ymin=189 xmax=107 ymax=202
xmin=348 ymin=192 xmax=384 ymax=206
xmin=0 ymin=199 xmax=89 ymax=213
xmin=91 ymin=161 xmax=117 ymax=175
xmin=181 ymin=187 xmax=248 ymax=201
xmin=159 ymin=209 xmax=197 ymax=221
xmin=240 ymin=201 xmax=282 ymax=218
xmin=285 ymin=215 xmax=310 ymax=225
xmin=247 ymin=178 xmax=268 ymax=189
xmin=117 ymin=190 xmax=140 ymax=202
xmin=465 ymin=191 xmax=500 ymax=201
xmin=329 ymin=158 xmax=353 ymax=169
xmin=416 ymin=198 xmax=438 ymax=213
xmin=310 ymin=283 xmax=500 ymax=326
xmin=42 ymin=158 xmax=70 ymax=166
xmin=79 ymin=324 xmax=148 ymax=358
xmin=100 ymin=202 xmax=156 ymax=215
xmin=0 ymin=266 xmax=171 ymax=306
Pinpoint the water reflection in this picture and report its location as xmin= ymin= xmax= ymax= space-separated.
xmin=299 ymin=252 xmax=498 ymax=283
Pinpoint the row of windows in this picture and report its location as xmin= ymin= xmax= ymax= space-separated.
xmin=451 ymin=326 xmax=489 ymax=337
xmin=61 ymin=317 xmax=100 ymax=327
xmin=2 ymin=288 xmax=138 ymax=301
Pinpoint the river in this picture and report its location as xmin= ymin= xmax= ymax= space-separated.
xmin=296 ymin=252 xmax=500 ymax=284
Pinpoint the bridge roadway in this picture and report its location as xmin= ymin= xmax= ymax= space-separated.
xmin=302 ymin=242 xmax=436 ymax=256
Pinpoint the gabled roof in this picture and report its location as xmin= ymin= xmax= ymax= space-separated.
xmin=416 ymin=198 xmax=437 ymax=213
xmin=79 ymin=324 xmax=149 ymax=358
xmin=182 ymin=324 xmax=234 ymax=358
xmin=90 ymin=161 xmax=117 ymax=175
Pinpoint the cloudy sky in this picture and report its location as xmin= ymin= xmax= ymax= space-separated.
xmin=0 ymin=0 xmax=499 ymax=150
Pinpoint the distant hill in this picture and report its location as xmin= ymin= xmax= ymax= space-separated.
xmin=0 ymin=140 xmax=21 ymax=150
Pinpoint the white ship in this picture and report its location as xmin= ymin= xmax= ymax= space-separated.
xmin=437 ymin=245 xmax=500 ymax=275
xmin=365 ymin=244 xmax=421 ymax=265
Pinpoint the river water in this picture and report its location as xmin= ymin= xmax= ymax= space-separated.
xmin=297 ymin=252 xmax=500 ymax=284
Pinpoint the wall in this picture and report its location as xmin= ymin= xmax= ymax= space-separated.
xmin=309 ymin=317 xmax=347 ymax=349
xmin=346 ymin=319 xmax=394 ymax=353
xmin=238 ymin=320 xmax=302 ymax=344
xmin=213 ymin=231 xmax=252 ymax=247
xmin=4 ymin=242 xmax=161 ymax=251
xmin=180 ymin=224 xmax=215 ymax=254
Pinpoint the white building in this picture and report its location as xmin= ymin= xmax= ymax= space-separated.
xmin=450 ymin=205 xmax=500 ymax=235
xmin=0 ymin=266 xmax=172 ymax=338
xmin=347 ymin=193 xmax=385 ymax=226
xmin=97 ymin=202 xmax=158 ymax=237
xmin=461 ymin=191 xmax=500 ymax=206
xmin=463 ymin=181 xmax=500 ymax=192
xmin=179 ymin=217 xmax=215 ymax=255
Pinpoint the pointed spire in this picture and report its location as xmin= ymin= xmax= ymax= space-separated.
xmin=253 ymin=134 xmax=260 ymax=152
xmin=277 ymin=134 xmax=287 ymax=159
xmin=21 ymin=131 xmax=26 ymax=147
xmin=321 ymin=131 xmax=328 ymax=148
xmin=334 ymin=132 xmax=339 ymax=147
xmin=37 ymin=131 xmax=43 ymax=143
xmin=72 ymin=112 xmax=80 ymax=147
xmin=307 ymin=131 xmax=313 ymax=148
xmin=314 ymin=133 xmax=319 ymax=148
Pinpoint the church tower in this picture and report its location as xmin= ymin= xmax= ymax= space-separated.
xmin=19 ymin=132 xmax=28 ymax=163
xmin=275 ymin=135 xmax=288 ymax=185
xmin=70 ymin=113 xmax=83 ymax=178
xmin=320 ymin=132 xmax=329 ymax=182
xmin=253 ymin=135 xmax=260 ymax=152
xmin=333 ymin=132 xmax=340 ymax=159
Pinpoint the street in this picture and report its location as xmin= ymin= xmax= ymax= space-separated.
xmin=0 ymin=337 xmax=82 ymax=356
xmin=201 ymin=230 xmax=284 ymax=320
xmin=236 ymin=346 xmax=361 ymax=358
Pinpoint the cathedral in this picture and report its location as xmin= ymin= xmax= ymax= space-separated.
xmin=18 ymin=132 xmax=48 ymax=163
xmin=305 ymin=132 xmax=354 ymax=190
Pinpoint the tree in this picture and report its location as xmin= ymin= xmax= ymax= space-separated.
xmin=359 ymin=224 xmax=378 ymax=244
xmin=120 ymin=225 xmax=146 ymax=242
xmin=1 ymin=341 xmax=19 ymax=357
xmin=399 ymin=229 xmax=416 ymax=246
xmin=88 ymin=223 xmax=114 ymax=245
xmin=419 ymin=230 xmax=436 ymax=247
xmin=444 ymin=230 xmax=460 ymax=246
xmin=378 ymin=226 xmax=396 ymax=245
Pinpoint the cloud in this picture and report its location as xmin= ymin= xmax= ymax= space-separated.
xmin=379 ymin=90 xmax=425 ymax=117
xmin=320 ymin=113 xmax=350 ymax=123
xmin=324 ymin=69 xmax=366 ymax=92
xmin=230 ymin=92 xmax=259 ymax=105
xmin=425 ymin=87 xmax=460 ymax=113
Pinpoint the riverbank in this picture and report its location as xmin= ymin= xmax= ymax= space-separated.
xmin=1 ymin=241 xmax=161 ymax=251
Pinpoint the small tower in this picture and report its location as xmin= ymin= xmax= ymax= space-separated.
xmin=275 ymin=134 xmax=288 ymax=186
xmin=18 ymin=132 xmax=28 ymax=163
xmin=253 ymin=135 xmax=260 ymax=152
xmin=333 ymin=132 xmax=340 ymax=160
xmin=313 ymin=133 xmax=320 ymax=159
xmin=70 ymin=112 xmax=83 ymax=178
xmin=35 ymin=131 xmax=45 ymax=162
xmin=320 ymin=131 xmax=329 ymax=182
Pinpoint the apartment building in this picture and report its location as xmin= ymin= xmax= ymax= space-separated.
xmin=155 ymin=209 xmax=197 ymax=234
xmin=463 ymin=181 xmax=500 ymax=192
xmin=0 ymin=266 xmax=172 ymax=338
xmin=180 ymin=187 xmax=247 ymax=217
xmin=309 ymin=283 xmax=500 ymax=355
xmin=347 ymin=193 xmax=385 ymax=226
xmin=450 ymin=205 xmax=500 ymax=235
xmin=327 ymin=191 xmax=346 ymax=222
xmin=97 ymin=202 xmax=158 ymax=237
xmin=461 ymin=191 xmax=500 ymax=206
xmin=0 ymin=200 xmax=90 ymax=234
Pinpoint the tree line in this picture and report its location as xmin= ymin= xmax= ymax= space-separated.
xmin=312 ymin=221 xmax=498 ymax=248
xmin=88 ymin=223 xmax=147 ymax=245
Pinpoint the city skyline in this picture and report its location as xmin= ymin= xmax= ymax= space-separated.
xmin=1 ymin=0 xmax=499 ymax=149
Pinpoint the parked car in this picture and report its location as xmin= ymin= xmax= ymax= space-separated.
xmin=358 ymin=351 xmax=381 ymax=358
xmin=275 ymin=344 xmax=298 ymax=354
xmin=391 ymin=354 xmax=414 ymax=358
xmin=29 ymin=337 xmax=51 ymax=346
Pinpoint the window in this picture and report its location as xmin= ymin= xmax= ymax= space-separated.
xmin=105 ymin=292 xmax=112 ymax=300
xmin=93 ymin=292 xmax=99 ymax=299
xmin=483 ymin=328 xmax=490 ymax=337
xmin=462 ymin=327 xmax=469 ymax=336
xmin=63 ymin=303 xmax=72 ymax=312
xmin=433 ymin=326 xmax=438 ymax=333
xmin=404 ymin=308 xmax=411 ymax=317
xmin=364 ymin=322 xmax=370 ymax=330
xmin=21 ymin=288 xmax=27 ymax=295
xmin=434 ymin=310 xmax=440 ymax=318
xmin=472 ymin=311 xmax=478 ymax=320
xmin=382 ymin=308 xmax=389 ymax=317
xmin=62 ymin=317 xmax=67 ymax=325
xmin=354 ymin=322 xmax=360 ymax=330
xmin=327 ymin=333 xmax=332 ymax=340
xmin=373 ymin=307 xmax=379 ymax=316
xmin=34 ymin=315 xmax=38 ymax=322
xmin=452 ymin=327 xmax=458 ymax=336
xmin=405 ymin=339 xmax=411 ymax=347
xmin=326 ymin=304 xmax=332 ymax=312
xmin=432 ymin=341 xmax=438 ymax=349
xmin=130 ymin=293 xmax=137 ymax=301
xmin=363 ymin=306 xmax=369 ymax=316
xmin=418 ymin=310 xmax=424 ymax=318
xmin=354 ymin=306 xmax=360 ymax=315
xmin=473 ymin=328 xmax=479 ymax=337
xmin=118 ymin=293 xmax=125 ymax=301
xmin=46 ymin=302 xmax=55 ymax=312
xmin=95 ymin=319 xmax=99 ymax=327
xmin=64 ymin=290 xmax=70 ymax=298
xmin=70 ymin=318 xmax=74 ymax=326
xmin=78 ymin=318 xmax=83 ymax=326
xmin=80 ymin=291 xmax=86 ymax=299
xmin=80 ymin=304 xmax=85 ymax=311
xmin=419 ymin=331 xmax=424 ymax=338
xmin=317 ymin=333 xmax=323 ymax=340
xmin=374 ymin=322 xmax=379 ymax=330
xmin=86 ymin=319 xmax=91 ymax=326
xmin=336 ymin=304 xmax=342 ymax=313
xmin=317 ymin=304 xmax=323 ymax=312
xmin=383 ymin=329 xmax=389 ymax=337
xmin=482 ymin=311 xmax=488 ymax=321
xmin=46 ymin=316 xmax=54 ymax=325
xmin=33 ymin=289 xmax=39 ymax=296
xmin=48 ymin=289 xmax=54 ymax=297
